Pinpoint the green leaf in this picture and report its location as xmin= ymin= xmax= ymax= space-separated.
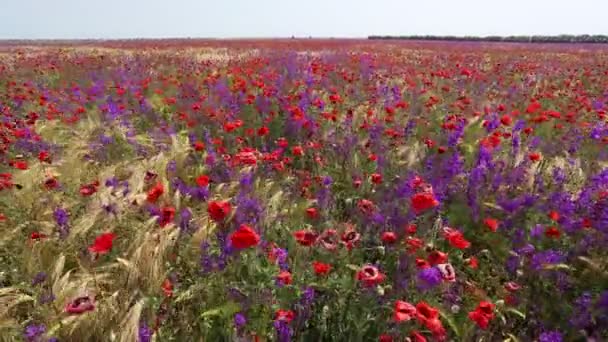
xmin=438 ymin=309 xmax=460 ymax=337
xmin=200 ymin=301 xmax=240 ymax=319
xmin=505 ymin=308 xmax=526 ymax=320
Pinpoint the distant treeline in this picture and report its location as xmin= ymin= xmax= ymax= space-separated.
xmin=368 ymin=35 xmax=608 ymax=44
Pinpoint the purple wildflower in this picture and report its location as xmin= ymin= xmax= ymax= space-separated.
xmin=539 ymin=330 xmax=563 ymax=342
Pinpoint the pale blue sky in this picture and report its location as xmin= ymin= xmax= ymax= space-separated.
xmin=0 ymin=0 xmax=605 ymax=39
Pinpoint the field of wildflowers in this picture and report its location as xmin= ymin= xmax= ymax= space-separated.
xmin=0 ymin=40 xmax=607 ymax=341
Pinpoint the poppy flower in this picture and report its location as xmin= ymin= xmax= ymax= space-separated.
xmin=415 ymin=301 xmax=446 ymax=337
xmin=88 ymin=232 xmax=116 ymax=255
xmin=411 ymin=192 xmax=439 ymax=214
xmin=38 ymin=151 xmax=51 ymax=163
xmin=528 ymin=152 xmax=542 ymax=162
xmin=305 ymin=207 xmax=319 ymax=219
xmin=193 ymin=141 xmax=205 ymax=151
xmin=312 ymin=261 xmax=332 ymax=276
xmin=370 ymin=173 xmax=382 ymax=184
xmin=483 ymin=218 xmax=499 ymax=232
xmin=394 ymin=300 xmax=417 ymax=322
xmin=378 ymin=334 xmax=393 ymax=342
xmin=276 ymin=271 xmax=292 ymax=286
xmin=230 ymin=224 xmax=260 ymax=249
xmin=405 ymin=223 xmax=417 ymax=235
xmin=548 ymin=210 xmax=560 ymax=221
xmin=410 ymin=331 xmax=428 ymax=342
xmin=161 ymin=279 xmax=173 ymax=297
xmin=443 ymin=228 xmax=471 ymax=249
xmin=275 ymin=309 xmax=295 ymax=323
xmin=11 ymin=160 xmax=28 ymax=170
xmin=428 ymin=250 xmax=448 ymax=265
xmin=65 ymin=295 xmax=95 ymax=315
xmin=147 ymin=182 xmax=164 ymax=203
xmin=357 ymin=199 xmax=376 ymax=215
xmin=436 ymin=263 xmax=456 ymax=282
xmin=544 ymin=226 xmax=561 ymax=239
xmin=291 ymin=146 xmax=304 ymax=156
xmin=207 ymin=200 xmax=231 ymax=223
xmin=468 ymin=301 xmax=495 ymax=329
xmin=196 ymin=175 xmax=210 ymax=187
xmin=30 ymin=232 xmax=47 ymax=241
xmin=467 ymin=256 xmax=479 ymax=269
xmin=416 ymin=258 xmax=431 ymax=269
xmin=44 ymin=177 xmax=59 ymax=190
xmin=144 ymin=171 xmax=158 ymax=183
xmin=158 ymin=206 xmax=175 ymax=227
xmin=381 ymin=231 xmax=397 ymax=244
xmin=356 ymin=264 xmax=385 ymax=287
xmin=341 ymin=227 xmax=360 ymax=250
xmin=504 ymin=282 xmax=521 ymax=292
xmin=318 ymin=229 xmax=339 ymax=250
xmin=500 ymin=114 xmax=512 ymax=126
xmin=79 ymin=183 xmax=98 ymax=197
xmin=294 ymin=229 xmax=318 ymax=246
xmin=257 ymin=126 xmax=269 ymax=136
xmin=406 ymin=237 xmax=424 ymax=253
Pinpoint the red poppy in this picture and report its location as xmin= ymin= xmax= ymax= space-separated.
xmin=207 ymin=200 xmax=231 ymax=223
xmin=394 ymin=300 xmax=417 ymax=322
xmin=381 ymin=231 xmax=397 ymax=244
xmin=341 ymin=227 xmax=360 ymax=250
xmin=88 ymin=232 xmax=116 ymax=255
xmin=500 ymin=114 xmax=512 ymax=126
xmin=230 ymin=224 xmax=260 ymax=249
xmin=467 ymin=256 xmax=479 ymax=269
xmin=44 ymin=177 xmax=59 ymax=190
xmin=11 ymin=160 xmax=28 ymax=170
xmin=443 ymin=228 xmax=471 ymax=249
xmin=257 ymin=126 xmax=269 ymax=136
xmin=416 ymin=258 xmax=430 ymax=269
xmin=292 ymin=145 xmax=304 ymax=156
xmin=162 ymin=279 xmax=173 ymax=297
xmin=193 ymin=141 xmax=205 ymax=151
xmin=0 ymin=213 xmax=6 ymax=222
xmin=528 ymin=152 xmax=542 ymax=162
xmin=436 ymin=263 xmax=456 ymax=282
xmin=405 ymin=237 xmax=424 ymax=253
xmin=80 ymin=183 xmax=98 ymax=197
xmin=405 ymin=223 xmax=418 ymax=235
xmin=411 ymin=192 xmax=439 ymax=214
xmin=356 ymin=265 xmax=385 ymax=287
xmin=370 ymin=173 xmax=383 ymax=184
xmin=318 ymin=229 xmax=339 ymax=251
xmin=357 ymin=199 xmax=376 ymax=215
xmin=275 ymin=309 xmax=295 ymax=323
xmin=38 ymin=150 xmax=51 ymax=163
xmin=544 ymin=226 xmax=561 ymax=239
xmin=276 ymin=271 xmax=292 ymax=285
xmin=294 ymin=229 xmax=318 ymax=246
xmin=428 ymin=250 xmax=448 ymax=265
xmin=504 ymin=282 xmax=521 ymax=292
xmin=379 ymin=334 xmax=393 ymax=342
xmin=548 ymin=210 xmax=560 ymax=221
xmin=30 ymin=232 xmax=47 ymax=241
xmin=305 ymin=207 xmax=319 ymax=219
xmin=147 ymin=182 xmax=164 ymax=203
xmin=312 ymin=261 xmax=332 ymax=276
xmin=468 ymin=301 xmax=495 ymax=329
xmin=196 ymin=175 xmax=210 ymax=187
xmin=415 ymin=302 xmax=446 ymax=338
xmin=65 ymin=295 xmax=95 ymax=315
xmin=159 ymin=206 xmax=175 ymax=227
xmin=483 ymin=218 xmax=499 ymax=232
xmin=410 ymin=331 xmax=427 ymax=342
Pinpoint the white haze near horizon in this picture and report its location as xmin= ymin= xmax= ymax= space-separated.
xmin=0 ymin=0 xmax=606 ymax=39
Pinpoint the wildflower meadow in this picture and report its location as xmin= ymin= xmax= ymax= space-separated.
xmin=0 ymin=40 xmax=607 ymax=341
